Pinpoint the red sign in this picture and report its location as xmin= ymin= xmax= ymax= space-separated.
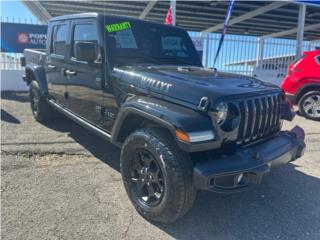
xmin=18 ymin=33 xmax=30 ymax=43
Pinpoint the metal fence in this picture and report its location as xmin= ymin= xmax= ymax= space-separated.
xmin=198 ymin=32 xmax=320 ymax=77
xmin=0 ymin=16 xmax=41 ymax=25
xmin=0 ymin=53 xmax=24 ymax=70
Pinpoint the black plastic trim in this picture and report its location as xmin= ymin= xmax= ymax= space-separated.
xmin=193 ymin=126 xmax=306 ymax=193
xmin=285 ymin=93 xmax=296 ymax=104
xmin=25 ymin=65 xmax=48 ymax=96
xmin=47 ymin=100 xmax=114 ymax=144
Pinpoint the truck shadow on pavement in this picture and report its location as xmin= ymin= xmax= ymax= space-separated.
xmin=1 ymin=92 xmax=28 ymax=124
xmin=43 ymin=115 xmax=320 ymax=240
xmin=1 ymin=109 xmax=21 ymax=124
xmin=1 ymin=91 xmax=30 ymax=103
xmin=43 ymin=114 xmax=121 ymax=171
xmin=155 ymin=165 xmax=320 ymax=240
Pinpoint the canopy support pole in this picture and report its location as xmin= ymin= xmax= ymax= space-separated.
xmin=296 ymin=4 xmax=306 ymax=58
xmin=205 ymin=34 xmax=210 ymax=67
xmin=170 ymin=0 xmax=176 ymax=26
xmin=256 ymin=37 xmax=265 ymax=68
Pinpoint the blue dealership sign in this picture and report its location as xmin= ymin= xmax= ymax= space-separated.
xmin=1 ymin=22 xmax=47 ymax=53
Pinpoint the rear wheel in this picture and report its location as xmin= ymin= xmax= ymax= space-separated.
xmin=29 ymin=81 xmax=57 ymax=122
xmin=120 ymin=128 xmax=196 ymax=223
xmin=298 ymin=90 xmax=320 ymax=121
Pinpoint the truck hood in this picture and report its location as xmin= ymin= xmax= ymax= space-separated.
xmin=113 ymin=65 xmax=281 ymax=108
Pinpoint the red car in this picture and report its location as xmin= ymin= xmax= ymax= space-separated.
xmin=281 ymin=49 xmax=320 ymax=121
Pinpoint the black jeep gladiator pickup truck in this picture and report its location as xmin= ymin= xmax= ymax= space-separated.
xmin=22 ymin=13 xmax=306 ymax=223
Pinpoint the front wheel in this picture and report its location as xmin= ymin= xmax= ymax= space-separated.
xmin=298 ymin=90 xmax=320 ymax=121
xmin=120 ymin=128 xmax=196 ymax=223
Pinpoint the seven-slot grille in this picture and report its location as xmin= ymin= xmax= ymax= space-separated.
xmin=237 ymin=93 xmax=282 ymax=144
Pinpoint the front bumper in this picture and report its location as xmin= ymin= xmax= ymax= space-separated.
xmin=193 ymin=126 xmax=305 ymax=193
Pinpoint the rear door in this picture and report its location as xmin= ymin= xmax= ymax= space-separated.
xmin=46 ymin=21 xmax=70 ymax=105
xmin=64 ymin=19 xmax=104 ymax=125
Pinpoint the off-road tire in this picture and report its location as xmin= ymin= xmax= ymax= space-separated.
xmin=120 ymin=128 xmax=196 ymax=223
xmin=298 ymin=90 xmax=320 ymax=121
xmin=29 ymin=81 xmax=56 ymax=122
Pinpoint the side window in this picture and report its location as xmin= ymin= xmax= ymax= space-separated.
xmin=51 ymin=24 xmax=68 ymax=56
xmin=72 ymin=24 xmax=99 ymax=58
xmin=316 ymin=55 xmax=320 ymax=65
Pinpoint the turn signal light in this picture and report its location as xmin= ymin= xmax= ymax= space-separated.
xmin=175 ymin=130 xmax=190 ymax=143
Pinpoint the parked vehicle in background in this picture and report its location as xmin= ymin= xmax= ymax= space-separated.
xmin=22 ymin=13 xmax=306 ymax=223
xmin=281 ymin=50 xmax=320 ymax=121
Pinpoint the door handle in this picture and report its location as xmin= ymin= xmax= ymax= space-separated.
xmin=47 ymin=64 xmax=56 ymax=69
xmin=65 ymin=69 xmax=77 ymax=76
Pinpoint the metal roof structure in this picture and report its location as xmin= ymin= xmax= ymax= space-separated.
xmin=23 ymin=0 xmax=320 ymax=40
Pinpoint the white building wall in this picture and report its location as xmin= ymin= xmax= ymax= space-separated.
xmin=1 ymin=70 xmax=28 ymax=91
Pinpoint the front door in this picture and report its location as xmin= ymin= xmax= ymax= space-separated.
xmin=64 ymin=20 xmax=104 ymax=126
xmin=46 ymin=22 xmax=69 ymax=105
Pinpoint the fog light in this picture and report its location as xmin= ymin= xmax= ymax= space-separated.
xmin=236 ymin=173 xmax=244 ymax=184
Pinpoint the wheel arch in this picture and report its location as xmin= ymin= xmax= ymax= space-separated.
xmin=110 ymin=96 xmax=214 ymax=152
xmin=111 ymin=107 xmax=176 ymax=145
xmin=296 ymin=83 xmax=320 ymax=103
xmin=25 ymin=64 xmax=48 ymax=96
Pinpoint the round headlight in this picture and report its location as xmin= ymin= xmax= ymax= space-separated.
xmin=216 ymin=102 xmax=228 ymax=125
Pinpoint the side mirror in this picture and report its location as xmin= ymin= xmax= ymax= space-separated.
xmin=74 ymin=41 xmax=97 ymax=62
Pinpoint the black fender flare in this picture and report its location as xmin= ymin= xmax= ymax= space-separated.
xmin=25 ymin=64 xmax=48 ymax=96
xmin=111 ymin=96 xmax=214 ymax=152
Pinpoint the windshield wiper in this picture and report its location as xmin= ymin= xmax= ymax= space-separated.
xmin=119 ymin=53 xmax=162 ymax=65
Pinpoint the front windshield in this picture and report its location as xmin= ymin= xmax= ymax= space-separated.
xmin=104 ymin=18 xmax=202 ymax=67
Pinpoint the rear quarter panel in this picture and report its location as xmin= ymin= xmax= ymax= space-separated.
xmin=281 ymin=51 xmax=320 ymax=95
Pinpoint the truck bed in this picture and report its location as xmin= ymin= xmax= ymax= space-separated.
xmin=24 ymin=49 xmax=46 ymax=67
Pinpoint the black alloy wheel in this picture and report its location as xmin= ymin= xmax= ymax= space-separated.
xmin=130 ymin=149 xmax=164 ymax=206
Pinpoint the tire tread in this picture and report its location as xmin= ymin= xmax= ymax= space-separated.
xmin=121 ymin=128 xmax=196 ymax=223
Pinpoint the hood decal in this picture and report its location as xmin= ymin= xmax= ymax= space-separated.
xmin=141 ymin=76 xmax=172 ymax=93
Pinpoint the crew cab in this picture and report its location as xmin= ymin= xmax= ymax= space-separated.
xmin=281 ymin=50 xmax=320 ymax=121
xmin=22 ymin=13 xmax=306 ymax=223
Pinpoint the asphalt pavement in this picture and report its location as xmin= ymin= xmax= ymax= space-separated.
xmin=1 ymin=91 xmax=320 ymax=240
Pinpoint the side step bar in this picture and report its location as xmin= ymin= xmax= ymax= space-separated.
xmin=47 ymin=99 xmax=112 ymax=142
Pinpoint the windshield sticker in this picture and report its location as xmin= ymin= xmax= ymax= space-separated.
xmin=105 ymin=22 xmax=131 ymax=33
